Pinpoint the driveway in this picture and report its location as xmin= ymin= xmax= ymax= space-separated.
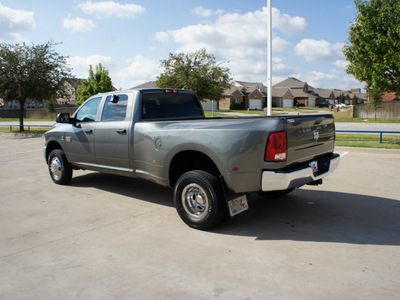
xmin=0 ymin=135 xmax=399 ymax=299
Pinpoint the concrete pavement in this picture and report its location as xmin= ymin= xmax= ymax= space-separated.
xmin=0 ymin=135 xmax=399 ymax=299
xmin=335 ymin=122 xmax=400 ymax=131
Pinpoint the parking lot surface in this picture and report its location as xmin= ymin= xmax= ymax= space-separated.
xmin=0 ymin=135 xmax=399 ymax=299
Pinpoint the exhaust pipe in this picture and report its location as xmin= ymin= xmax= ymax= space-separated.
xmin=307 ymin=179 xmax=323 ymax=186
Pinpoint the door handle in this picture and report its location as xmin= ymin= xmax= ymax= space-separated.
xmin=84 ymin=129 xmax=93 ymax=134
xmin=116 ymin=129 xmax=127 ymax=134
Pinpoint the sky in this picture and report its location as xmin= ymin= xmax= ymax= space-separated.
xmin=0 ymin=0 xmax=363 ymax=91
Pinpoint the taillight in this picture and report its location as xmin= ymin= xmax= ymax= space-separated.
xmin=265 ymin=131 xmax=287 ymax=162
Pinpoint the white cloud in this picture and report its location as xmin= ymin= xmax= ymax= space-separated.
xmin=154 ymin=31 xmax=170 ymax=43
xmin=154 ymin=6 xmax=306 ymax=82
xmin=68 ymin=54 xmax=160 ymax=89
xmin=68 ymin=54 xmax=116 ymax=78
xmin=155 ymin=6 xmax=305 ymax=52
xmin=334 ymin=59 xmax=349 ymax=69
xmin=116 ymin=55 xmax=161 ymax=89
xmin=272 ymin=34 xmax=291 ymax=52
xmin=0 ymin=3 xmax=35 ymax=41
xmin=272 ymin=7 xmax=308 ymax=36
xmin=63 ymin=14 xmax=95 ymax=33
xmin=293 ymin=69 xmax=363 ymax=90
xmin=156 ymin=7 xmax=304 ymax=77
xmin=301 ymin=70 xmax=338 ymax=87
xmin=272 ymin=57 xmax=295 ymax=75
xmin=191 ymin=6 xmax=224 ymax=18
xmin=78 ymin=1 xmax=146 ymax=19
xmin=294 ymin=39 xmax=344 ymax=62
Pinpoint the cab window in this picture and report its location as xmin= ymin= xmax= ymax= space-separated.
xmin=141 ymin=92 xmax=203 ymax=120
xmin=101 ymin=94 xmax=128 ymax=121
xmin=75 ymin=97 xmax=102 ymax=122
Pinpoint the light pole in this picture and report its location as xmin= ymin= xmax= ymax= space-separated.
xmin=267 ymin=0 xmax=272 ymax=116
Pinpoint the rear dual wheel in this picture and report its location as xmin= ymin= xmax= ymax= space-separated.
xmin=174 ymin=170 xmax=226 ymax=230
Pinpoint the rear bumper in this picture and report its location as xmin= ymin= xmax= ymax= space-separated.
xmin=261 ymin=154 xmax=340 ymax=191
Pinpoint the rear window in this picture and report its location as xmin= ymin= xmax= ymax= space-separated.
xmin=141 ymin=92 xmax=203 ymax=120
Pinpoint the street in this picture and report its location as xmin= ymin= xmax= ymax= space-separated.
xmin=0 ymin=135 xmax=399 ymax=299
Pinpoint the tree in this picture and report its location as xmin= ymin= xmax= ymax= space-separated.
xmin=343 ymin=0 xmax=400 ymax=96
xmin=76 ymin=63 xmax=114 ymax=106
xmin=156 ymin=49 xmax=231 ymax=102
xmin=367 ymin=88 xmax=383 ymax=121
xmin=0 ymin=41 xmax=71 ymax=131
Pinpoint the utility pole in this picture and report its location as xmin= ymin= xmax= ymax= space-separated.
xmin=267 ymin=0 xmax=272 ymax=116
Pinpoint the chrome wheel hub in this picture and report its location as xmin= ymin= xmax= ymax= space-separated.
xmin=50 ymin=157 xmax=62 ymax=180
xmin=182 ymin=183 xmax=209 ymax=220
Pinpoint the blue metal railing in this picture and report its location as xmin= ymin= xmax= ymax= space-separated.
xmin=336 ymin=130 xmax=400 ymax=143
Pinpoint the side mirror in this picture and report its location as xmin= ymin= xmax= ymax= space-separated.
xmin=56 ymin=113 xmax=70 ymax=123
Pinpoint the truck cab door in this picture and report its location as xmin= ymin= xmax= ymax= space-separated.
xmin=94 ymin=94 xmax=131 ymax=171
xmin=65 ymin=96 xmax=102 ymax=166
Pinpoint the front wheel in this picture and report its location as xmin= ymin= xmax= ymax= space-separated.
xmin=174 ymin=170 xmax=226 ymax=230
xmin=48 ymin=149 xmax=72 ymax=185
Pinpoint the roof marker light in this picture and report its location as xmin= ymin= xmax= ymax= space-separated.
xmin=164 ymin=89 xmax=178 ymax=93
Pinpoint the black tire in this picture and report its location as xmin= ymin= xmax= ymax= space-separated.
xmin=48 ymin=149 xmax=73 ymax=185
xmin=258 ymin=188 xmax=295 ymax=199
xmin=174 ymin=170 xmax=226 ymax=230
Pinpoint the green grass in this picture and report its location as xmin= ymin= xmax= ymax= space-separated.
xmin=0 ymin=126 xmax=51 ymax=134
xmin=0 ymin=118 xmax=53 ymax=122
xmin=208 ymin=109 xmax=284 ymax=116
xmin=231 ymin=109 xmax=265 ymax=115
xmin=336 ymin=134 xmax=400 ymax=149
xmin=204 ymin=111 xmax=231 ymax=117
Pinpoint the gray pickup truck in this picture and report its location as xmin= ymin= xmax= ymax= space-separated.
xmin=44 ymin=88 xmax=340 ymax=230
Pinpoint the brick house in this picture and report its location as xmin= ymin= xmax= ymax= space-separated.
xmin=271 ymin=77 xmax=317 ymax=108
xmin=131 ymin=77 xmax=366 ymax=110
xmin=271 ymin=87 xmax=294 ymax=108
xmin=219 ymin=81 xmax=267 ymax=110
xmin=1 ymin=78 xmax=83 ymax=110
xmin=381 ymin=92 xmax=400 ymax=102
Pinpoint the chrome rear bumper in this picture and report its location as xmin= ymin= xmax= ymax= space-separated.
xmin=261 ymin=154 xmax=340 ymax=191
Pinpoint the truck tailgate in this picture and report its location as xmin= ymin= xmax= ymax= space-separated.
xmin=285 ymin=115 xmax=336 ymax=165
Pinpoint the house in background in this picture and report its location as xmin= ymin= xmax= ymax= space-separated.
xmin=218 ymin=81 xmax=267 ymax=110
xmin=57 ymin=78 xmax=83 ymax=106
xmin=271 ymin=77 xmax=315 ymax=107
xmin=1 ymin=78 xmax=83 ymax=110
xmin=131 ymin=77 xmax=366 ymax=111
xmin=132 ymin=81 xmax=158 ymax=89
xmin=381 ymin=92 xmax=400 ymax=102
